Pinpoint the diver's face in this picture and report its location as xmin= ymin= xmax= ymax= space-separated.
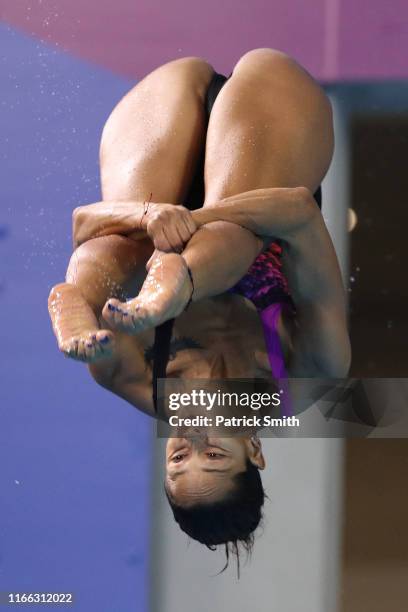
xmin=165 ymin=435 xmax=265 ymax=507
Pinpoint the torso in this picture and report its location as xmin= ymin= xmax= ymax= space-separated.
xmin=163 ymin=292 xmax=291 ymax=379
xmin=90 ymin=236 xmax=306 ymax=416
xmin=95 ymin=290 xmax=295 ymax=416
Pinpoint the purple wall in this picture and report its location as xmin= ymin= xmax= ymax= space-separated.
xmin=338 ymin=0 xmax=408 ymax=79
xmin=2 ymin=0 xmax=408 ymax=81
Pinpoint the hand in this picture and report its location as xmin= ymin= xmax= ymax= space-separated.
xmin=142 ymin=203 xmax=197 ymax=252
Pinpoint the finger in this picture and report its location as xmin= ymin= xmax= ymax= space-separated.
xmin=173 ymin=223 xmax=189 ymax=249
xmin=163 ymin=225 xmax=183 ymax=252
xmin=154 ymin=228 xmax=172 ymax=252
xmin=180 ymin=217 xmax=195 ymax=242
xmin=182 ymin=210 xmax=197 ymax=236
xmin=176 ymin=216 xmax=193 ymax=243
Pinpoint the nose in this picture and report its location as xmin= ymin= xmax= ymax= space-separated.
xmin=185 ymin=429 xmax=208 ymax=450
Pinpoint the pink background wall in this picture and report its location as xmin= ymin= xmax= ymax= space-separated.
xmin=2 ymin=0 xmax=407 ymax=81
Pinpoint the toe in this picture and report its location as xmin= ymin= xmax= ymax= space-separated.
xmin=76 ymin=339 xmax=87 ymax=361
xmin=84 ymin=335 xmax=97 ymax=361
xmin=102 ymin=299 xmax=122 ymax=326
xmin=103 ymin=300 xmax=135 ymax=332
xmin=65 ymin=338 xmax=79 ymax=360
xmin=127 ymin=300 xmax=151 ymax=331
xmin=96 ymin=330 xmax=114 ymax=354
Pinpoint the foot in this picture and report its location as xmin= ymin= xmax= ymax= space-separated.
xmin=102 ymin=251 xmax=192 ymax=334
xmin=48 ymin=283 xmax=115 ymax=362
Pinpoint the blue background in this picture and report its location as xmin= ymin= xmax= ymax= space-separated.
xmin=0 ymin=24 xmax=151 ymax=611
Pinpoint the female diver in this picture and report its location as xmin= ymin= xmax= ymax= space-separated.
xmin=48 ymin=49 xmax=351 ymax=567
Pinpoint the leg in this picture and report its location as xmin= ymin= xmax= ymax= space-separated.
xmin=48 ymin=235 xmax=151 ymax=361
xmin=100 ymin=56 xmax=214 ymax=203
xmin=204 ymin=48 xmax=333 ymax=203
xmin=48 ymin=58 xmax=215 ymax=359
xmin=177 ymin=48 xmax=334 ymax=299
xmin=107 ymin=49 xmax=335 ymax=327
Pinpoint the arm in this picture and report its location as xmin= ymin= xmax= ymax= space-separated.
xmin=184 ymin=186 xmax=350 ymax=376
xmin=183 ymin=187 xmax=328 ymax=302
xmin=191 ymin=186 xmax=317 ymax=240
xmin=73 ymin=187 xmax=308 ymax=251
xmin=72 ymin=200 xmax=148 ymax=248
xmin=72 ymin=200 xmax=196 ymax=251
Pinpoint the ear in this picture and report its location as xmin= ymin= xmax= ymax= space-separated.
xmin=246 ymin=436 xmax=266 ymax=470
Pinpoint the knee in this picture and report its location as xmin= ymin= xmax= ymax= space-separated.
xmin=165 ymin=55 xmax=213 ymax=74
xmin=234 ymin=47 xmax=333 ymax=130
xmin=64 ymin=236 xmax=135 ymax=310
xmin=71 ymin=234 xmax=138 ymax=265
xmin=233 ymin=48 xmax=295 ymax=75
xmin=159 ymin=56 xmax=214 ymax=94
xmin=66 ymin=235 xmax=127 ymax=280
xmin=66 ymin=238 xmax=107 ymax=285
xmin=66 ymin=234 xmax=151 ymax=292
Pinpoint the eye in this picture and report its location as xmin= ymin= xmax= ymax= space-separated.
xmin=172 ymin=454 xmax=186 ymax=463
xmin=206 ymin=452 xmax=225 ymax=459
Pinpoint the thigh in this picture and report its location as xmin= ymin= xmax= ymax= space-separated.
xmin=203 ymin=48 xmax=334 ymax=205
xmin=99 ymin=56 xmax=214 ymax=203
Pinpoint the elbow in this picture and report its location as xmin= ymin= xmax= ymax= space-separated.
xmin=72 ymin=206 xmax=87 ymax=248
xmin=293 ymin=186 xmax=320 ymax=222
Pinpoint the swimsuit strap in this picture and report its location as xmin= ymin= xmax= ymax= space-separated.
xmin=152 ymin=317 xmax=174 ymax=414
xmin=259 ymin=302 xmax=294 ymax=417
xmin=259 ymin=302 xmax=289 ymax=378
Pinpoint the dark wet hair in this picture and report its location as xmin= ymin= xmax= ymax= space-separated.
xmin=165 ymin=458 xmax=265 ymax=576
